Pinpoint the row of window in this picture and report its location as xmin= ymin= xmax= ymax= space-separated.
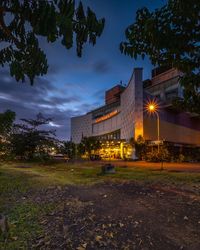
xmin=95 ymin=130 xmax=121 ymax=141
xmin=155 ymin=88 xmax=179 ymax=102
xmin=92 ymin=101 xmax=120 ymax=119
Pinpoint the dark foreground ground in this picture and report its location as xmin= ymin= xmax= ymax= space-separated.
xmin=32 ymin=182 xmax=200 ymax=250
xmin=0 ymin=162 xmax=200 ymax=249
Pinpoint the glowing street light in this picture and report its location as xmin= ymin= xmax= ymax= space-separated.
xmin=149 ymin=104 xmax=155 ymax=111
xmin=146 ymin=101 xmax=160 ymax=152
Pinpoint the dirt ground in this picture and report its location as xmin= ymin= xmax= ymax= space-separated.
xmin=30 ymin=182 xmax=200 ymax=250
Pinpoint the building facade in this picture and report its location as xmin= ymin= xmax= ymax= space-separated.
xmin=71 ymin=67 xmax=200 ymax=159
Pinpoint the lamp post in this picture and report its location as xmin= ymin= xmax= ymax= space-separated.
xmin=148 ymin=103 xmax=160 ymax=152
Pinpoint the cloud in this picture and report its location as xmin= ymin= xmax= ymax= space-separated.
xmin=74 ymin=101 xmax=102 ymax=114
xmin=93 ymin=60 xmax=110 ymax=74
xmin=93 ymin=89 xmax=105 ymax=101
xmin=0 ymin=69 xmax=84 ymax=140
xmin=49 ymin=95 xmax=82 ymax=105
xmin=49 ymin=121 xmax=63 ymax=128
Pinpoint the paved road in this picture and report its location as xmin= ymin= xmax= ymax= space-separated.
xmin=101 ymin=160 xmax=200 ymax=173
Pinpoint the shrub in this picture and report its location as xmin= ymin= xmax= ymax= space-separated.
xmin=145 ymin=147 xmax=170 ymax=162
xmin=178 ymin=154 xmax=185 ymax=162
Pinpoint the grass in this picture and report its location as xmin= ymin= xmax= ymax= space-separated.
xmin=1 ymin=202 xmax=54 ymax=249
xmin=0 ymin=161 xmax=200 ymax=248
xmin=1 ymin=161 xmax=200 ymax=188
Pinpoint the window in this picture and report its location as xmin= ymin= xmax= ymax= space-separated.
xmin=165 ymin=89 xmax=178 ymax=101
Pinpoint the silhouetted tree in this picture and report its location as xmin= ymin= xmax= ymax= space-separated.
xmin=130 ymin=135 xmax=146 ymax=160
xmin=10 ymin=113 xmax=57 ymax=160
xmin=0 ymin=110 xmax=16 ymax=157
xmin=0 ymin=0 xmax=105 ymax=84
xmin=121 ymin=0 xmax=200 ymax=114
xmin=78 ymin=136 xmax=101 ymax=158
xmin=61 ymin=141 xmax=76 ymax=159
xmin=0 ymin=110 xmax=15 ymax=139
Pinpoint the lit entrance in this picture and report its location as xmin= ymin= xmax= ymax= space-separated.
xmin=97 ymin=140 xmax=133 ymax=160
xmin=99 ymin=141 xmax=121 ymax=159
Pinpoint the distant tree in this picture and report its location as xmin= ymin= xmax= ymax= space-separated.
xmin=61 ymin=140 xmax=76 ymax=159
xmin=120 ymin=0 xmax=200 ymax=114
xmin=78 ymin=136 xmax=101 ymax=158
xmin=0 ymin=109 xmax=15 ymax=139
xmin=0 ymin=0 xmax=105 ymax=84
xmin=0 ymin=110 xmax=15 ymax=157
xmin=130 ymin=135 xmax=146 ymax=160
xmin=10 ymin=113 xmax=57 ymax=160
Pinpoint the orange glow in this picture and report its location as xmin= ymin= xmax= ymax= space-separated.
xmin=145 ymin=100 xmax=159 ymax=114
xmin=149 ymin=104 xmax=155 ymax=111
xmin=135 ymin=128 xmax=143 ymax=139
xmin=94 ymin=110 xmax=119 ymax=123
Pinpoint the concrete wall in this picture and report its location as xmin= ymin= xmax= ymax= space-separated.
xmin=145 ymin=68 xmax=184 ymax=102
xmin=121 ymin=68 xmax=143 ymax=140
xmin=144 ymin=116 xmax=200 ymax=146
xmin=71 ymin=113 xmax=92 ymax=143
xmin=92 ymin=112 xmax=121 ymax=136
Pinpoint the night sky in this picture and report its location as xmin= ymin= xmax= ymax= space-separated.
xmin=0 ymin=0 xmax=165 ymax=140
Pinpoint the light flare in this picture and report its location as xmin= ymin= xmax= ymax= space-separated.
xmin=145 ymin=99 xmax=159 ymax=114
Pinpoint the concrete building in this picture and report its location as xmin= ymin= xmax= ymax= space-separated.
xmin=71 ymin=67 xmax=200 ymax=159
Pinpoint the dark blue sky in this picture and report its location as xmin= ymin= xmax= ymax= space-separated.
xmin=0 ymin=0 xmax=165 ymax=140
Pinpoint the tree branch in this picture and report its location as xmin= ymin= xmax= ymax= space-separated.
xmin=0 ymin=7 xmax=22 ymax=48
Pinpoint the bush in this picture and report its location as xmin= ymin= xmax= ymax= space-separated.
xmin=178 ymin=154 xmax=185 ymax=162
xmin=145 ymin=147 xmax=170 ymax=162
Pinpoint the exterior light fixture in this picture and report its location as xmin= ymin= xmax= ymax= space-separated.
xmin=146 ymin=100 xmax=160 ymax=152
xmin=149 ymin=104 xmax=155 ymax=111
xmin=146 ymin=100 xmax=159 ymax=114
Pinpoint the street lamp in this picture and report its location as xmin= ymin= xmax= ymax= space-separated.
xmin=146 ymin=101 xmax=160 ymax=152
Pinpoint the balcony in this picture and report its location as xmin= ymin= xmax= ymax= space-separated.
xmin=151 ymin=68 xmax=181 ymax=86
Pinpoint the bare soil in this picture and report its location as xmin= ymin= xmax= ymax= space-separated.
xmin=30 ymin=181 xmax=200 ymax=250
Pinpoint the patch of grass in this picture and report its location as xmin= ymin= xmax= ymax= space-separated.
xmin=0 ymin=169 xmax=33 ymax=197
xmin=0 ymin=164 xmax=56 ymax=249
xmin=107 ymin=167 xmax=200 ymax=185
xmin=0 ymin=202 xmax=55 ymax=249
xmin=0 ymin=162 xmax=100 ymax=189
xmin=1 ymin=162 xmax=200 ymax=191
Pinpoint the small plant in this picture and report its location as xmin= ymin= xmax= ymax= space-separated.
xmin=129 ymin=135 xmax=146 ymax=160
xmin=178 ymin=154 xmax=185 ymax=162
xmin=145 ymin=147 xmax=170 ymax=162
